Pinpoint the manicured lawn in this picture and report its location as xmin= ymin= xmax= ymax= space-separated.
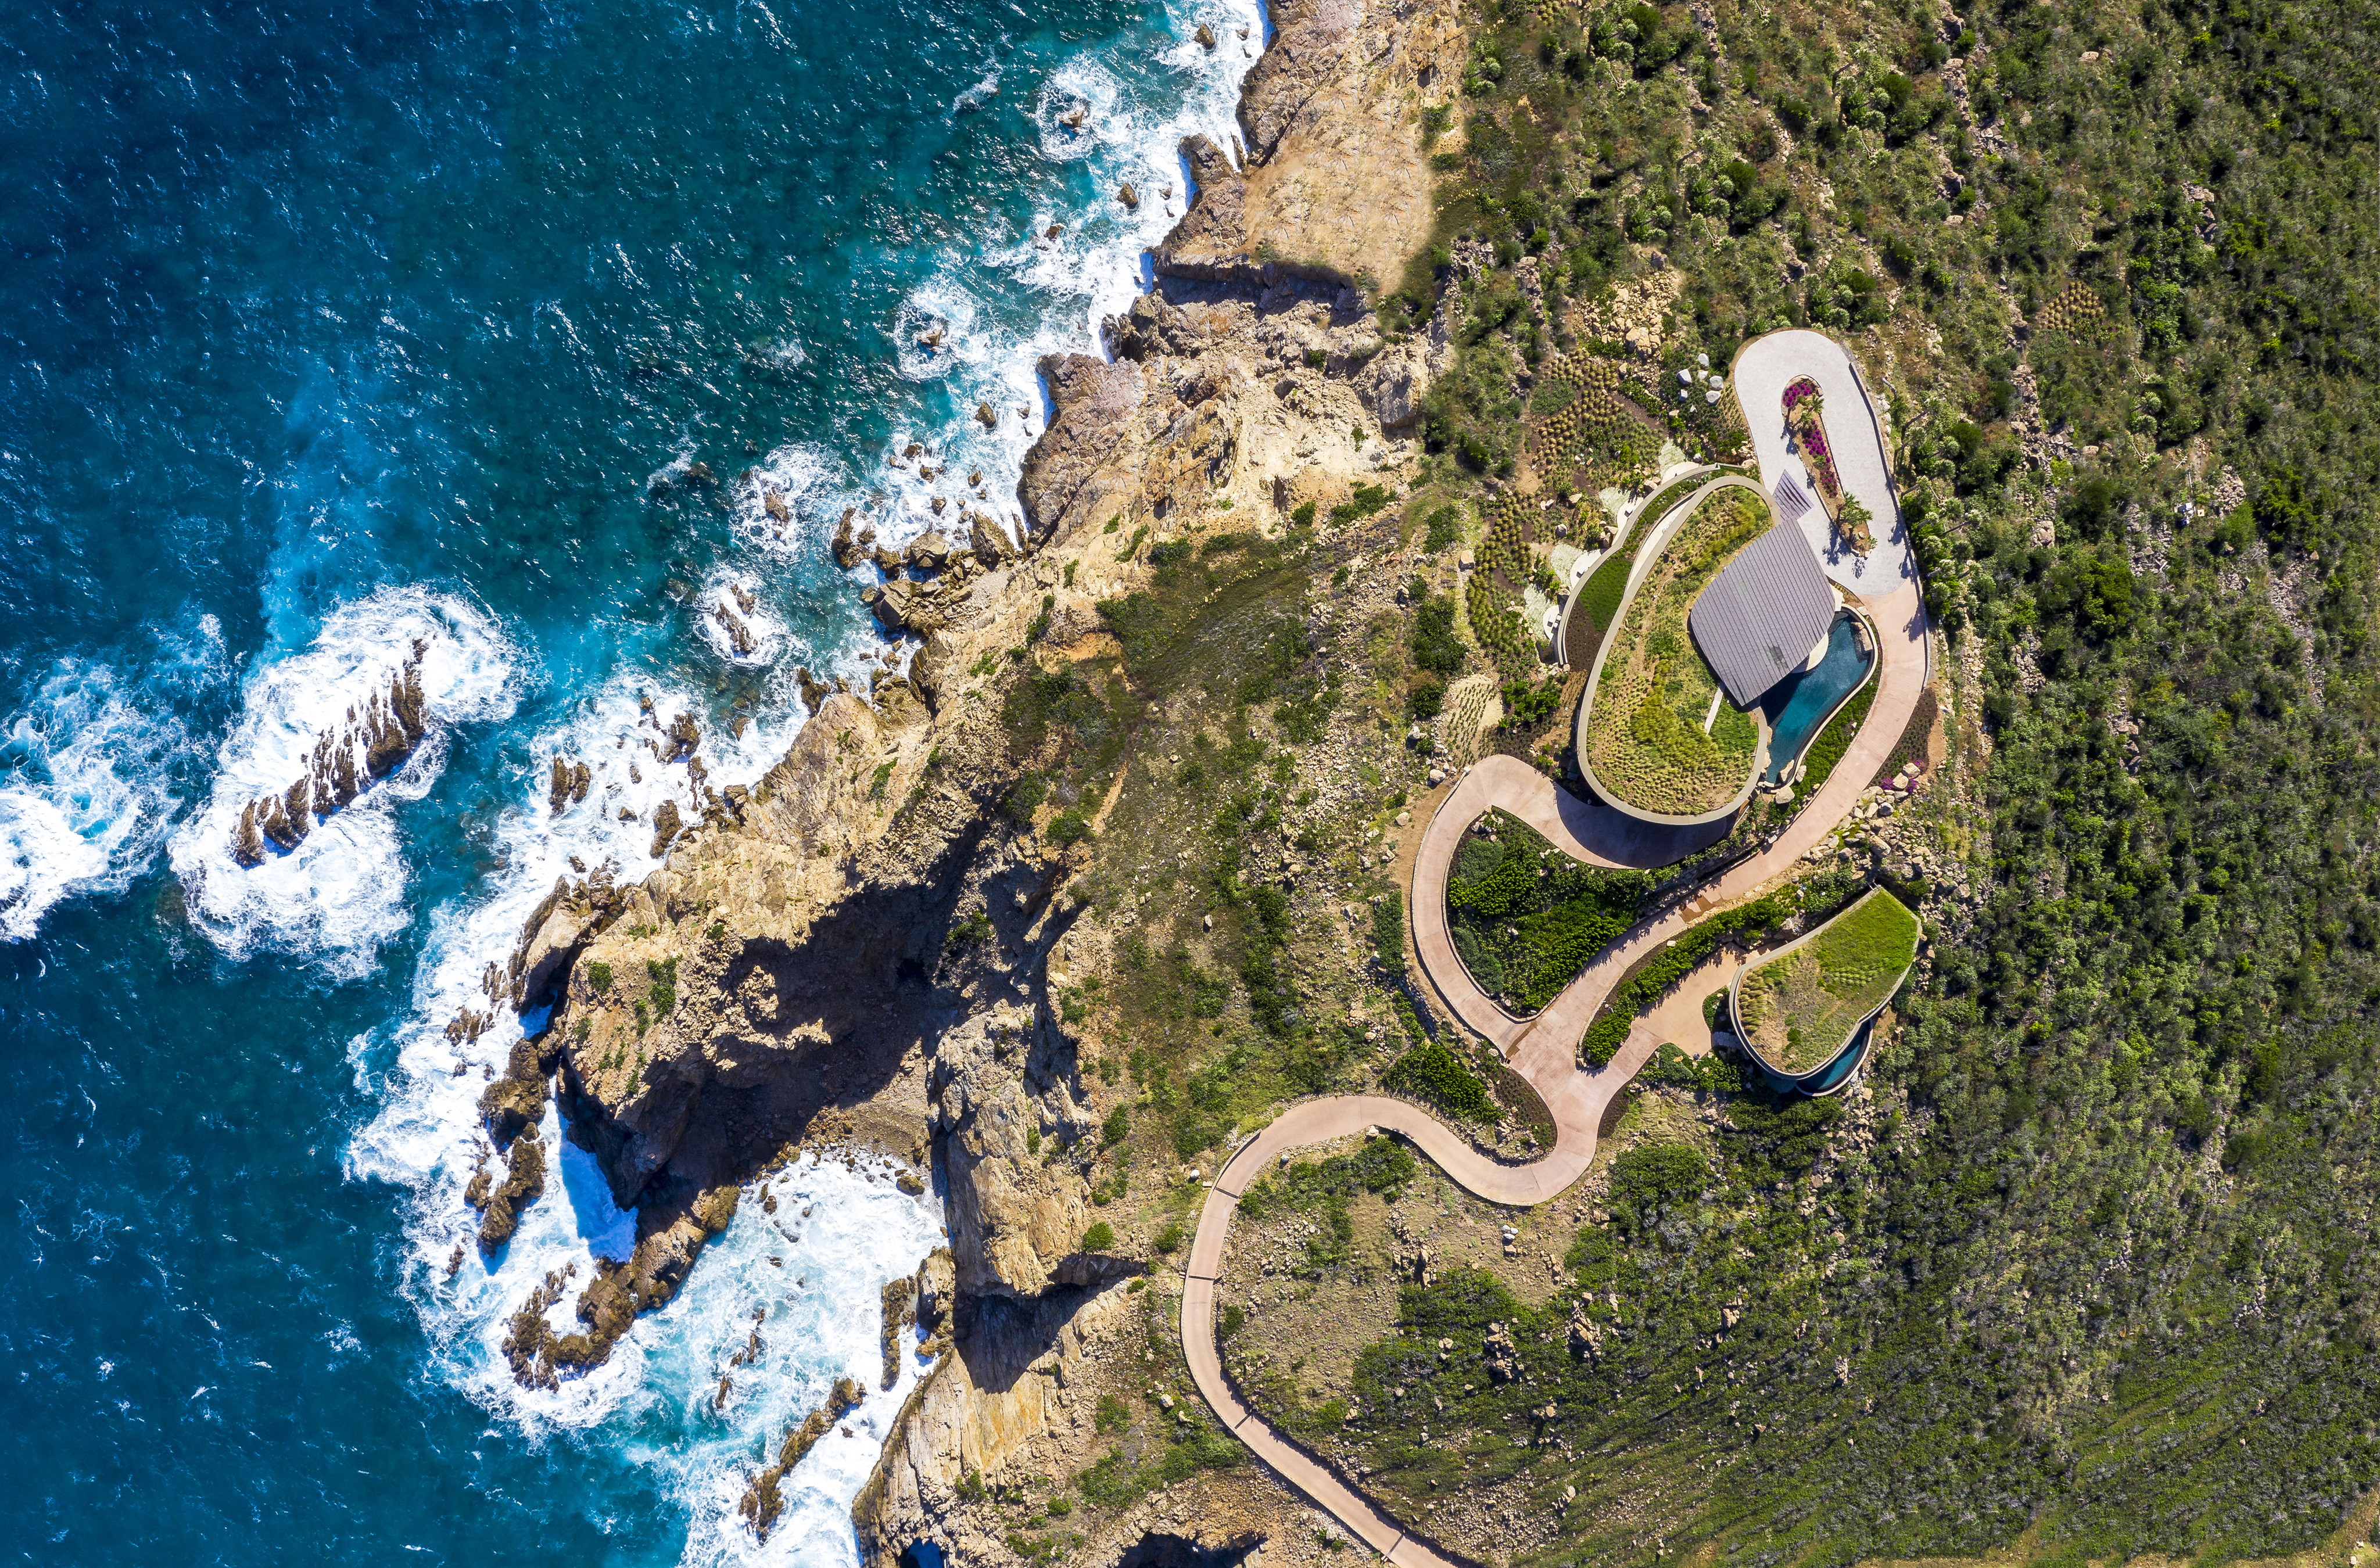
xmin=1582 ymin=485 xmax=1767 ymax=814
xmin=1443 ymin=809 xmax=1653 ymax=1015
xmin=1734 ymin=887 xmax=1919 ymax=1072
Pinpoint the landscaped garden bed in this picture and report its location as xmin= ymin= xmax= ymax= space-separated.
xmin=1443 ymin=809 xmax=1653 ymax=1015
xmin=1732 ymin=886 xmax=1920 ymax=1074
xmin=1782 ymin=376 xmax=1873 ymax=557
xmin=1579 ymin=485 xmax=1768 ymax=815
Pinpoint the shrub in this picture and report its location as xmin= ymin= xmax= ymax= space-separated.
xmin=585 ymin=960 xmax=613 ymax=994
xmin=1381 ymin=1037 xmax=1497 ymax=1121
xmin=1239 ymin=1136 xmax=1417 ymax=1219
xmin=1372 ymin=892 xmax=1406 ymax=974
xmin=1081 ymin=1221 xmax=1116 ymax=1251
xmin=1411 ymin=592 xmax=1464 ymax=675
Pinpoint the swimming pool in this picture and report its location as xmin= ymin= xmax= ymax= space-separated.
xmin=1758 ymin=611 xmax=1874 ymax=784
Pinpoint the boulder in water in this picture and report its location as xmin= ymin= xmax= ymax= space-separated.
xmin=232 ymin=801 xmax=267 ymax=867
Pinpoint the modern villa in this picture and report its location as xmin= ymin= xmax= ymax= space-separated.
xmin=1572 ymin=478 xmax=1871 ymax=825
xmin=1687 ymin=522 xmax=1838 ymax=709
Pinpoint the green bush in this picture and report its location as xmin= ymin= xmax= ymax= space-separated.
xmin=1081 ymin=1221 xmax=1116 ymax=1251
xmin=1410 ymin=591 xmax=1464 ymax=675
xmin=1239 ymin=1136 xmax=1417 ymax=1221
xmin=1381 ymin=1038 xmax=1496 ymax=1121
xmin=1371 ymin=892 xmax=1406 ymax=974
xmin=1446 ymin=811 xmax=1653 ymax=1013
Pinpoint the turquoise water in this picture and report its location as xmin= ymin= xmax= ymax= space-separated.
xmin=1758 ymin=612 xmax=1873 ymax=784
xmin=0 ymin=1 xmax=1256 ymax=1560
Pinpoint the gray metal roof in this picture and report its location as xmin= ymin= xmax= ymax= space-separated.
xmin=1687 ymin=525 xmax=1837 ymax=707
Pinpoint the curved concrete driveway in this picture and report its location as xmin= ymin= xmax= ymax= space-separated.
xmin=1181 ymin=333 xmax=1926 ymax=1563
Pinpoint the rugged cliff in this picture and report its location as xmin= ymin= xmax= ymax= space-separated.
xmin=469 ymin=0 xmax=1461 ymax=1555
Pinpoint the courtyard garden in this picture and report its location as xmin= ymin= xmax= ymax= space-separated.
xmin=1732 ymin=887 xmax=1920 ymax=1074
xmin=1443 ymin=809 xmax=1654 ymax=1015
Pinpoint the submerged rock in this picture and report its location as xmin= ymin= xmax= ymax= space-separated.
xmin=713 ymin=598 xmax=757 ymax=656
xmin=740 ymin=1374 xmax=866 ymax=1538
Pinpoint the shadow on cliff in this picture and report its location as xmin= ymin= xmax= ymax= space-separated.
xmin=564 ymin=813 xmax=1004 ymax=1203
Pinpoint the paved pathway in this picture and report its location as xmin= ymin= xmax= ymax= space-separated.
xmin=1179 ymin=334 xmax=1927 ymax=1565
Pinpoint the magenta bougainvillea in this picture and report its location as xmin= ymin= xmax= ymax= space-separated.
xmin=1783 ymin=377 xmax=1841 ymax=500
xmin=1781 ymin=376 xmax=1870 ymax=555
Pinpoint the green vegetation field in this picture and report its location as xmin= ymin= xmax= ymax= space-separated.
xmin=1443 ymin=809 xmax=1653 ymax=1014
xmin=995 ymin=0 xmax=2380 ymax=1548
xmin=1736 ymin=888 xmax=1920 ymax=1071
xmin=1582 ymin=485 xmax=1766 ymax=812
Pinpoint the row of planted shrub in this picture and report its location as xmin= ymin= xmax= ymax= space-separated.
xmin=1579 ymin=870 xmax=1867 ymax=1065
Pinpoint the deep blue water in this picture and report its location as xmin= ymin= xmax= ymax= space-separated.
xmin=1759 ymin=611 xmax=1872 ymax=784
xmin=0 ymin=2 xmax=1255 ymax=1560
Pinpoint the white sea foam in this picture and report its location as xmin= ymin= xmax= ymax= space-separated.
xmin=346 ymin=655 xmax=936 ymax=1560
xmin=693 ymin=569 xmax=793 ymax=669
xmin=0 ymin=657 xmax=199 ymax=941
xmin=729 ymin=442 xmax=850 ymax=559
xmin=167 ymin=586 xmax=518 ymax=974
xmin=339 ymin=10 xmax=1260 ymax=1552
xmin=867 ymin=1 xmax=1264 ymax=567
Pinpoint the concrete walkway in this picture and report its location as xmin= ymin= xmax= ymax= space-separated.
xmin=1180 ymin=333 xmax=1927 ymax=1562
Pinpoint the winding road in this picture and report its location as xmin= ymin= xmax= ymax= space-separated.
xmin=1178 ymin=333 xmax=1931 ymax=1566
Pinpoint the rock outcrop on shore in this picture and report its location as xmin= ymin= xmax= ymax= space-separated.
xmin=1155 ymin=0 xmax=1462 ymax=292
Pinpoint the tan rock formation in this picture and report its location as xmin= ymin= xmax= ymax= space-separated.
xmin=1156 ymin=0 xmax=1463 ymax=291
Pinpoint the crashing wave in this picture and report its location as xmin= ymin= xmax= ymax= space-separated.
xmin=228 ymin=639 xmax=431 ymax=865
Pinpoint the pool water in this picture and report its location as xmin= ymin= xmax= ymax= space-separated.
xmin=1759 ymin=613 xmax=1873 ymax=784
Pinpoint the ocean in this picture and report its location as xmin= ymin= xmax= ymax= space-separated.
xmin=0 ymin=1 xmax=1258 ymax=1560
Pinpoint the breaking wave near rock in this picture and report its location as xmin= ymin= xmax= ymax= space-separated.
xmin=169 ymin=586 xmax=518 ymax=972
xmin=0 ymin=659 xmax=192 ymax=941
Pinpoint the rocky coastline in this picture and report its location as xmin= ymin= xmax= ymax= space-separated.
xmin=463 ymin=0 xmax=1465 ymax=1558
